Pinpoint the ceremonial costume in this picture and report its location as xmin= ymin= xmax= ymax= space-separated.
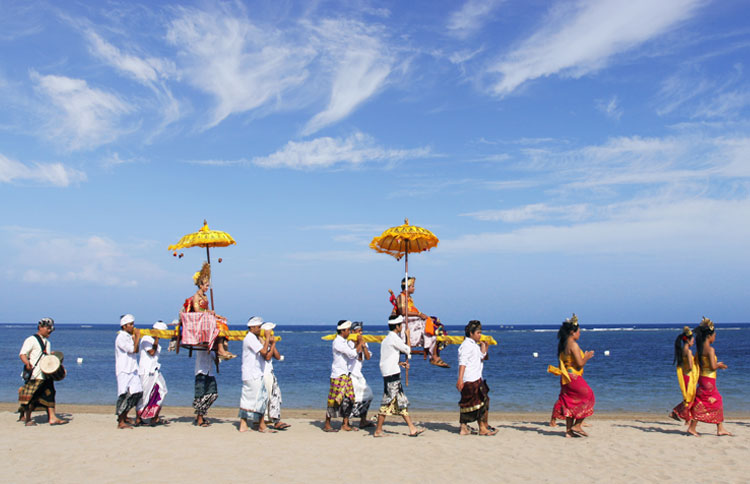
xmin=326 ymin=334 xmax=357 ymax=418
xmin=548 ymin=351 xmax=595 ymax=420
xmin=18 ymin=334 xmax=55 ymax=415
xmin=239 ymin=330 xmax=267 ymax=423
xmin=115 ymin=329 xmax=143 ymax=417
xmin=378 ymin=331 xmax=411 ymax=416
xmin=692 ymin=354 xmax=724 ymax=424
xmin=457 ymin=337 xmax=489 ymax=424
xmin=136 ymin=324 xmax=168 ymax=420
xmin=263 ymin=356 xmax=282 ymax=424
xmin=193 ymin=350 xmax=218 ymax=417
xmin=396 ymin=291 xmax=437 ymax=357
xmin=672 ymin=358 xmax=698 ymax=422
xmin=349 ymin=340 xmax=373 ymax=419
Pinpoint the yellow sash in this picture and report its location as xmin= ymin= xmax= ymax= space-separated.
xmin=138 ymin=328 xmax=281 ymax=342
xmin=677 ymin=358 xmax=699 ymax=403
xmin=547 ymin=350 xmax=584 ymax=385
xmin=320 ymin=333 xmax=498 ymax=345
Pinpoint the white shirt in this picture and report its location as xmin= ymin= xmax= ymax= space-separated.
xmin=458 ymin=338 xmax=486 ymax=383
xmin=19 ymin=334 xmax=50 ymax=380
xmin=242 ymin=331 xmax=265 ymax=381
xmin=195 ymin=350 xmax=215 ymax=377
xmin=138 ymin=335 xmax=161 ymax=376
xmin=349 ymin=341 xmax=369 ymax=378
xmin=380 ymin=331 xmax=411 ymax=377
xmin=331 ymin=335 xmax=358 ymax=378
xmin=115 ymin=331 xmax=138 ymax=375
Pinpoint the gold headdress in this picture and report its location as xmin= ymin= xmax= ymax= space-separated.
xmin=565 ymin=313 xmax=579 ymax=328
xmin=193 ymin=262 xmax=211 ymax=287
xmin=700 ymin=316 xmax=714 ymax=332
xmin=682 ymin=326 xmax=693 ymax=337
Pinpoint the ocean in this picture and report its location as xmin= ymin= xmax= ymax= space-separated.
xmin=3 ymin=322 xmax=749 ymax=414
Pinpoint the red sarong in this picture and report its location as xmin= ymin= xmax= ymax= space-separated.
xmin=552 ymin=374 xmax=595 ymax=420
xmin=672 ymin=373 xmax=694 ymax=421
xmin=179 ymin=312 xmax=220 ymax=349
xmin=692 ymin=376 xmax=723 ymax=424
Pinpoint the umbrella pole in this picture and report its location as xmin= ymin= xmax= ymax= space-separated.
xmin=404 ymin=241 xmax=409 ymax=387
xmin=206 ymin=246 xmax=215 ymax=311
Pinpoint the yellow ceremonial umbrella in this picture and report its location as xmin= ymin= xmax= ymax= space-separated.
xmin=370 ymin=218 xmax=438 ymax=296
xmin=168 ymin=219 xmax=236 ymax=311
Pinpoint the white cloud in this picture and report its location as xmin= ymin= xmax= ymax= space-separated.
xmin=447 ymin=0 xmax=504 ymax=39
xmin=596 ymin=95 xmax=623 ymax=120
xmin=85 ymin=30 xmax=175 ymax=85
xmin=444 ymin=197 xmax=750 ymax=256
xmin=3 ymin=226 xmax=164 ymax=287
xmin=302 ymin=19 xmax=394 ymax=135
xmin=30 ymin=71 xmax=133 ymax=150
xmin=462 ymin=203 xmax=590 ymax=223
xmin=252 ymin=132 xmax=431 ymax=169
xmin=166 ymin=5 xmax=313 ymax=129
xmin=0 ymin=153 xmax=86 ymax=186
xmin=488 ymin=0 xmax=704 ymax=96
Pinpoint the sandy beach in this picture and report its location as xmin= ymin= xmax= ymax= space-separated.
xmin=2 ymin=403 xmax=748 ymax=483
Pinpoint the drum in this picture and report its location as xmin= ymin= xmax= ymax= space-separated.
xmin=40 ymin=353 xmax=66 ymax=381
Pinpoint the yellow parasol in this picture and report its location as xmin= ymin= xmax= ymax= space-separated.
xmin=168 ymin=219 xmax=236 ymax=310
xmin=370 ymin=218 xmax=438 ymax=286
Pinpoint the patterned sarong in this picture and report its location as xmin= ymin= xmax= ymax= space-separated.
xmin=263 ymin=372 xmax=282 ymax=423
xmin=672 ymin=373 xmax=695 ymax=422
xmin=193 ymin=374 xmax=218 ymax=416
xmin=180 ymin=312 xmax=220 ymax=349
xmin=351 ymin=373 xmax=373 ymax=418
xmin=115 ymin=391 xmax=143 ymax=416
xmin=18 ymin=379 xmax=55 ymax=415
xmin=137 ymin=371 xmax=168 ymax=420
xmin=552 ymin=374 xmax=595 ymax=420
xmin=459 ymin=379 xmax=489 ymax=424
xmin=692 ymin=376 xmax=724 ymax=423
xmin=378 ymin=373 xmax=409 ymax=416
xmin=326 ymin=374 xmax=355 ymax=418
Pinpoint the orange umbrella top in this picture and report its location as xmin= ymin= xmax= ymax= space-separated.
xmin=369 ymin=218 xmax=439 ymax=260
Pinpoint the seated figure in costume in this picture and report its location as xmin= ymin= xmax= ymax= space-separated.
xmin=182 ymin=262 xmax=236 ymax=361
xmin=390 ymin=276 xmax=448 ymax=368
xmin=687 ymin=317 xmax=731 ymax=437
xmin=547 ymin=314 xmax=595 ymax=438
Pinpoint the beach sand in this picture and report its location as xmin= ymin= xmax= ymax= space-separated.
xmin=2 ymin=403 xmax=749 ymax=483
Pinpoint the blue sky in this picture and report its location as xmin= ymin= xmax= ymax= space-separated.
xmin=1 ymin=0 xmax=749 ymax=326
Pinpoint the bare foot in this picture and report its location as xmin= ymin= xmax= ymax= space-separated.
xmin=549 ymin=419 xmax=557 ymax=427
xmin=373 ymin=432 xmax=385 ymax=437
xmin=479 ymin=428 xmax=498 ymax=436
xmin=565 ymin=430 xmax=580 ymax=438
xmin=25 ymin=421 xmax=37 ymax=427
xmin=717 ymin=431 xmax=733 ymax=436
xmin=687 ymin=429 xmax=700 ymax=437
xmin=459 ymin=428 xmax=471 ymax=436
xmin=341 ymin=424 xmax=359 ymax=431
xmin=322 ymin=426 xmax=338 ymax=433
xmin=409 ymin=428 xmax=425 ymax=437
xmin=571 ymin=426 xmax=588 ymax=437
xmin=118 ymin=422 xmax=133 ymax=429
xmin=49 ymin=419 xmax=67 ymax=425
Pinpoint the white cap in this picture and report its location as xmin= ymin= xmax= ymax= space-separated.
xmin=120 ymin=314 xmax=135 ymax=326
xmin=337 ymin=320 xmax=352 ymax=331
xmin=247 ymin=316 xmax=264 ymax=327
xmin=261 ymin=322 xmax=276 ymax=331
xmin=153 ymin=321 xmax=168 ymax=331
xmin=390 ymin=315 xmax=405 ymax=325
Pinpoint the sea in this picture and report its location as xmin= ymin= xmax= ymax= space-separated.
xmin=3 ymin=322 xmax=749 ymax=414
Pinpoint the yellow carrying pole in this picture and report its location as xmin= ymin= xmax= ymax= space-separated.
xmin=138 ymin=328 xmax=281 ymax=342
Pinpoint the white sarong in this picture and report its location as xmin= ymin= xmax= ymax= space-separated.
xmin=239 ymin=377 xmax=267 ymax=422
xmin=351 ymin=373 xmax=373 ymax=418
xmin=117 ymin=372 xmax=143 ymax=396
xmin=137 ymin=370 xmax=168 ymax=419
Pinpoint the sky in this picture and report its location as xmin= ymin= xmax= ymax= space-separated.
xmin=1 ymin=0 xmax=749 ymax=326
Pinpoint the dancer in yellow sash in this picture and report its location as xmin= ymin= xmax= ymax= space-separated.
xmin=669 ymin=326 xmax=697 ymax=428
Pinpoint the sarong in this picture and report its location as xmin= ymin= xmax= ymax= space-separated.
xmin=239 ymin=377 xmax=268 ymax=422
xmin=326 ymin=374 xmax=355 ymax=418
xmin=672 ymin=373 xmax=694 ymax=422
xmin=193 ymin=374 xmax=218 ymax=416
xmin=692 ymin=376 xmax=724 ymax=423
xmin=117 ymin=372 xmax=143 ymax=396
xmin=552 ymin=374 xmax=595 ymax=420
xmin=351 ymin=373 xmax=373 ymax=418
xmin=459 ymin=379 xmax=489 ymax=424
xmin=263 ymin=372 xmax=282 ymax=423
xmin=18 ymin=379 xmax=55 ymax=415
xmin=403 ymin=318 xmax=436 ymax=357
xmin=378 ymin=373 xmax=409 ymax=416
xmin=137 ymin=370 xmax=168 ymax=420
xmin=115 ymin=391 xmax=143 ymax=416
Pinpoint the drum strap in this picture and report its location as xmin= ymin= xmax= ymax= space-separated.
xmin=31 ymin=334 xmax=48 ymax=371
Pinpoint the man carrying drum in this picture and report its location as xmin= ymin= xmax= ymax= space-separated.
xmin=17 ymin=317 xmax=66 ymax=426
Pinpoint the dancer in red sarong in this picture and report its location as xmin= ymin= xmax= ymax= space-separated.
xmin=547 ymin=314 xmax=595 ymax=438
xmin=669 ymin=326 xmax=697 ymax=427
xmin=687 ymin=317 xmax=732 ymax=437
xmin=184 ymin=262 xmax=235 ymax=361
